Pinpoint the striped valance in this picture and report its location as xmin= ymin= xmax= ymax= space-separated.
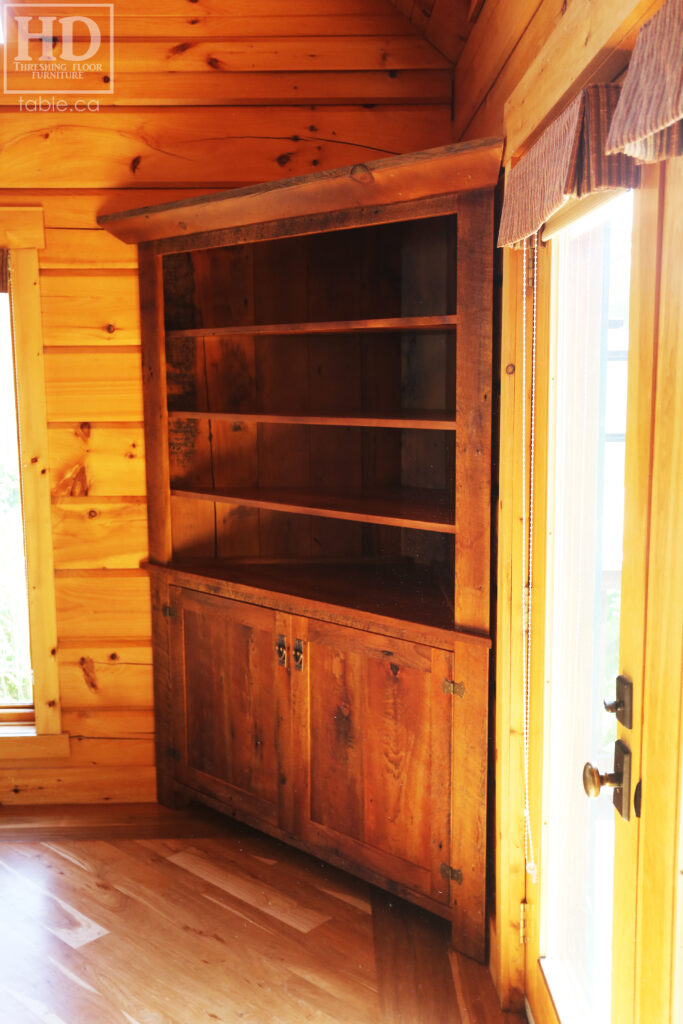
xmin=606 ymin=0 xmax=683 ymax=163
xmin=498 ymin=85 xmax=641 ymax=248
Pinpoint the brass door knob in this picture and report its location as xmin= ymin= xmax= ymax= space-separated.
xmin=583 ymin=762 xmax=622 ymax=798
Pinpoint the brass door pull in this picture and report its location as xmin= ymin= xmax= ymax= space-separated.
xmin=275 ymin=635 xmax=287 ymax=668
xmin=293 ymin=639 xmax=304 ymax=672
xmin=583 ymin=762 xmax=621 ymax=797
xmin=583 ymin=739 xmax=631 ymax=820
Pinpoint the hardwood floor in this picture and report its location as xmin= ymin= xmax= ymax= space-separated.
xmin=0 ymin=804 xmax=525 ymax=1024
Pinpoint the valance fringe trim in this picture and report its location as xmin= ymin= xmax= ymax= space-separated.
xmin=498 ymin=85 xmax=641 ymax=249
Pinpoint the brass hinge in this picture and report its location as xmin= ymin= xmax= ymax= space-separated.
xmin=520 ymin=900 xmax=529 ymax=944
xmin=442 ymin=678 xmax=465 ymax=698
xmin=440 ymin=862 xmax=463 ymax=885
xmin=161 ymin=604 xmax=177 ymax=619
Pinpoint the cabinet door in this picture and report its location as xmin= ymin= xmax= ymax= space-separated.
xmin=292 ymin=616 xmax=455 ymax=908
xmin=169 ymin=587 xmax=290 ymax=831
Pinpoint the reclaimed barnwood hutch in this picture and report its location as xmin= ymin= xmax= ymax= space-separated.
xmin=100 ymin=137 xmax=502 ymax=960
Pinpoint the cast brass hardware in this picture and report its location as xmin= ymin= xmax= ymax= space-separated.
xmin=583 ymin=739 xmax=631 ymax=820
xmin=293 ymin=639 xmax=304 ymax=672
xmin=583 ymin=763 xmax=620 ymax=797
xmin=275 ymin=635 xmax=287 ymax=668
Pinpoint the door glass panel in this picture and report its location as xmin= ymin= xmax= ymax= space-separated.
xmin=541 ymin=193 xmax=633 ymax=1023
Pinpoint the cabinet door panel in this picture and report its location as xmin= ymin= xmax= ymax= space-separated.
xmin=170 ymin=588 xmax=287 ymax=826
xmin=298 ymin=617 xmax=452 ymax=905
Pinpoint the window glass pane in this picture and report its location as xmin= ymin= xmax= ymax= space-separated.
xmin=605 ymin=360 xmax=629 ymax=436
xmin=542 ymin=192 xmax=633 ymax=1024
xmin=0 ymin=292 xmax=33 ymax=703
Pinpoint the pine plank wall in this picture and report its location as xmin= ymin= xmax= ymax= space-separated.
xmin=0 ymin=0 xmax=572 ymax=804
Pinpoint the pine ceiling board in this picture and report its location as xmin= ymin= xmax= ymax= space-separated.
xmin=0 ymin=107 xmax=453 ymax=189
xmin=387 ymin=0 xmax=471 ymax=59
xmin=21 ymin=0 xmax=401 ymax=15
xmin=1 ymin=37 xmax=451 ymax=72
xmin=85 ymin=15 xmax=420 ymax=37
xmin=0 ymin=71 xmax=452 ymax=108
xmin=455 ymin=1 xmax=566 ymax=141
xmin=425 ymin=0 xmax=472 ymax=62
xmin=451 ymin=0 xmax=555 ymax=141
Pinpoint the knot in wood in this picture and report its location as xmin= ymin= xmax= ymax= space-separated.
xmin=349 ymin=164 xmax=374 ymax=185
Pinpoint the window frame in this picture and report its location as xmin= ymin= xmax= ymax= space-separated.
xmin=0 ymin=209 xmax=68 ymax=759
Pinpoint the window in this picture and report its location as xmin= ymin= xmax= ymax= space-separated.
xmin=0 ymin=286 xmax=35 ymax=721
xmin=0 ymin=223 xmax=67 ymax=754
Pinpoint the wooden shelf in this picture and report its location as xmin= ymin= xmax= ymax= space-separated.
xmin=163 ymin=558 xmax=457 ymax=637
xmin=167 ymin=409 xmax=456 ymax=430
xmin=170 ymin=485 xmax=455 ymax=533
xmin=166 ymin=314 xmax=459 ymax=340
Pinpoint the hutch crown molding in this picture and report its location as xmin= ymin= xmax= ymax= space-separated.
xmin=100 ymin=137 xmax=502 ymax=961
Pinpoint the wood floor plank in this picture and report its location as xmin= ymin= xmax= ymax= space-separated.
xmin=371 ymin=887 xmax=462 ymax=1024
xmin=0 ymin=804 xmax=509 ymax=1023
xmin=168 ymin=847 xmax=333 ymax=933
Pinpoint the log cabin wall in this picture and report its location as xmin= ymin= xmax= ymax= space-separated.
xmin=0 ymin=0 xmax=456 ymax=805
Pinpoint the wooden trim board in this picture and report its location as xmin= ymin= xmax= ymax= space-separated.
xmin=99 ymin=139 xmax=503 ymax=245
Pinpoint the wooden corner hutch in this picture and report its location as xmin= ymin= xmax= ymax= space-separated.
xmin=100 ymin=137 xmax=502 ymax=961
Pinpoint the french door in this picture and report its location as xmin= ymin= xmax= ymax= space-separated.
xmin=525 ymin=159 xmax=683 ymax=1024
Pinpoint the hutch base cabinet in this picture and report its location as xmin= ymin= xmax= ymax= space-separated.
xmin=101 ymin=138 xmax=502 ymax=962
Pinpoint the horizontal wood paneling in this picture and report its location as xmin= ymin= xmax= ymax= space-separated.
xmin=105 ymin=14 xmax=417 ymax=37
xmin=0 ymin=107 xmax=453 ymax=189
xmin=49 ymin=423 xmax=146 ymax=496
xmin=0 ymin=206 xmax=45 ymax=248
xmin=0 ymin=766 xmax=157 ymax=803
xmin=55 ymin=572 xmax=152 ymax=641
xmin=51 ymin=498 xmax=148 ymax=569
xmin=12 ymin=0 xmax=409 ymax=19
xmin=45 ymin=350 xmax=143 ymax=422
xmin=61 ymin=708 xmax=155 ymax=737
xmin=40 ymin=230 xmax=138 ymax=269
xmin=41 ymin=271 xmax=141 ymax=346
xmin=3 ymin=38 xmax=450 ymax=76
xmin=58 ymin=644 xmax=153 ymax=709
xmin=0 ymin=737 xmax=156 ymax=769
xmin=12 ymin=70 xmax=451 ymax=107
